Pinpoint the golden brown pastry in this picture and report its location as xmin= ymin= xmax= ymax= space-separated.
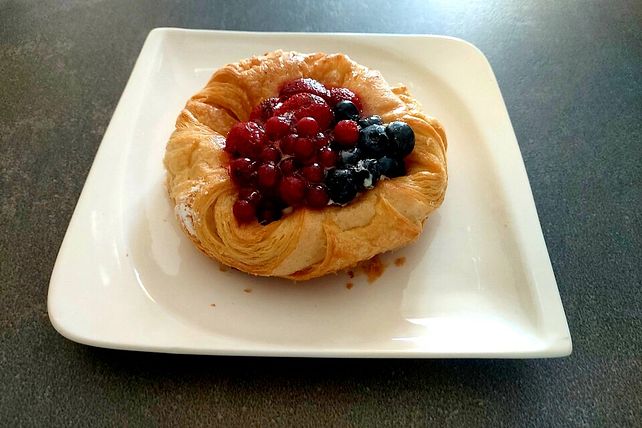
xmin=163 ymin=50 xmax=447 ymax=280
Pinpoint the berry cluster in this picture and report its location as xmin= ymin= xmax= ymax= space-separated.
xmin=224 ymin=78 xmax=415 ymax=224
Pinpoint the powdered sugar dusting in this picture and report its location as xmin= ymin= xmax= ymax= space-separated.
xmin=175 ymin=203 xmax=196 ymax=236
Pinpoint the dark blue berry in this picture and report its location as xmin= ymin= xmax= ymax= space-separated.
xmin=385 ymin=121 xmax=415 ymax=157
xmin=358 ymin=124 xmax=389 ymax=158
xmin=339 ymin=147 xmax=363 ymax=167
xmin=325 ymin=168 xmax=359 ymax=204
xmin=358 ymin=159 xmax=381 ymax=189
xmin=347 ymin=165 xmax=370 ymax=192
xmin=333 ymin=100 xmax=360 ymax=121
xmin=378 ymin=156 xmax=405 ymax=178
xmin=358 ymin=115 xmax=382 ymax=128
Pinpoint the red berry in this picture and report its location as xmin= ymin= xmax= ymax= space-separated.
xmin=238 ymin=187 xmax=262 ymax=206
xmin=279 ymin=78 xmax=330 ymax=100
xmin=227 ymin=122 xmax=265 ymax=158
xmin=257 ymin=162 xmax=281 ymax=188
xmin=249 ymin=97 xmax=281 ymax=122
xmin=313 ymin=132 xmax=330 ymax=149
xmin=260 ymin=146 xmax=281 ymax=163
xmin=329 ymin=87 xmax=363 ymax=111
xmin=276 ymin=93 xmax=334 ymax=129
xmin=318 ymin=146 xmax=338 ymax=168
xmin=233 ymin=199 xmax=256 ymax=223
xmin=279 ymin=134 xmax=298 ymax=156
xmin=229 ymin=157 xmax=256 ymax=185
xmin=265 ymin=116 xmax=291 ymax=140
xmin=295 ymin=117 xmax=320 ymax=137
xmin=334 ymin=120 xmax=359 ymax=145
xmin=306 ymin=184 xmax=330 ymax=208
xmin=293 ymin=137 xmax=315 ymax=160
xmin=302 ymin=163 xmax=324 ymax=182
xmin=257 ymin=203 xmax=281 ymax=225
xmin=279 ymin=176 xmax=306 ymax=206
xmin=279 ymin=158 xmax=298 ymax=176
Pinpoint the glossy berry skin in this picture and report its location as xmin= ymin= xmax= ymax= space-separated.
xmin=358 ymin=124 xmax=389 ymax=158
xmin=385 ymin=121 xmax=415 ymax=157
xmin=329 ymin=87 xmax=363 ymax=111
xmin=378 ymin=156 xmax=405 ymax=178
xmin=233 ymin=199 xmax=256 ymax=223
xmin=293 ymin=137 xmax=315 ymax=160
xmin=229 ymin=157 xmax=256 ymax=185
xmin=257 ymin=162 xmax=281 ymax=188
xmin=226 ymin=122 xmax=265 ymax=158
xmin=325 ymin=168 xmax=359 ymax=205
xmin=333 ymin=100 xmax=360 ymax=122
xmin=265 ymin=116 xmax=291 ymax=140
xmin=318 ymin=146 xmax=338 ymax=168
xmin=260 ymin=146 xmax=281 ymax=163
xmin=279 ymin=176 xmax=306 ymax=206
xmin=334 ymin=120 xmax=360 ymax=145
xmin=279 ymin=158 xmax=298 ymax=176
xmin=295 ymin=116 xmax=320 ymax=137
xmin=277 ymin=93 xmax=334 ymax=129
xmin=238 ymin=187 xmax=262 ymax=206
xmin=257 ymin=202 xmax=282 ymax=225
xmin=302 ymin=163 xmax=324 ymax=182
xmin=339 ymin=147 xmax=363 ymax=167
xmin=358 ymin=115 xmax=382 ymax=128
xmin=306 ymin=183 xmax=330 ymax=208
xmin=249 ymin=97 xmax=281 ymax=122
xmin=280 ymin=78 xmax=331 ymax=100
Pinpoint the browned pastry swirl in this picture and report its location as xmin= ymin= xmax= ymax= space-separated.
xmin=163 ymin=50 xmax=447 ymax=280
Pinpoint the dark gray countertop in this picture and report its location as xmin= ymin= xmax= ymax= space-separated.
xmin=1 ymin=0 xmax=640 ymax=425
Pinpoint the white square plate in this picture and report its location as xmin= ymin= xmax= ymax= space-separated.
xmin=48 ymin=29 xmax=571 ymax=357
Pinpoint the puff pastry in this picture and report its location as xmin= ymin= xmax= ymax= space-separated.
xmin=163 ymin=50 xmax=447 ymax=280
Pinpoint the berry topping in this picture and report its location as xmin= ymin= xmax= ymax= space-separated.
xmin=279 ymin=176 xmax=306 ymax=206
xmin=249 ymin=97 xmax=281 ymax=122
xmin=378 ymin=156 xmax=405 ymax=178
xmin=339 ymin=147 xmax=363 ymax=167
xmin=279 ymin=158 xmax=298 ymax=176
xmin=358 ymin=124 xmax=389 ymax=158
xmin=238 ymin=187 xmax=262 ymax=206
xmin=276 ymin=93 xmax=334 ymax=129
xmin=257 ymin=162 xmax=281 ymax=189
xmin=229 ymin=157 xmax=256 ymax=185
xmin=293 ymin=137 xmax=315 ymax=160
xmin=260 ymin=146 xmax=281 ymax=163
xmin=295 ymin=116 xmax=320 ymax=137
xmin=265 ymin=116 xmax=291 ymax=140
xmin=233 ymin=199 xmax=256 ymax=223
xmin=358 ymin=115 xmax=382 ymax=128
xmin=228 ymin=78 xmax=416 ymax=224
xmin=330 ymin=87 xmax=363 ymax=111
xmin=333 ymin=120 xmax=360 ymax=146
xmin=318 ymin=146 xmax=339 ymax=168
xmin=302 ymin=163 xmax=324 ymax=182
xmin=333 ymin=100 xmax=360 ymax=122
xmin=306 ymin=183 xmax=330 ymax=208
xmin=280 ymin=78 xmax=331 ymax=100
xmin=326 ymin=168 xmax=359 ymax=205
xmin=386 ymin=121 xmax=415 ymax=157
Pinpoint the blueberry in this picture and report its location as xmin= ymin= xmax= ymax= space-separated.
xmin=325 ymin=168 xmax=359 ymax=204
xmin=358 ymin=115 xmax=382 ymax=128
xmin=347 ymin=165 xmax=370 ymax=192
xmin=378 ymin=156 xmax=405 ymax=178
xmin=357 ymin=159 xmax=381 ymax=189
xmin=338 ymin=147 xmax=363 ymax=167
xmin=358 ymin=124 xmax=389 ymax=158
xmin=334 ymin=100 xmax=360 ymax=121
xmin=385 ymin=121 xmax=415 ymax=157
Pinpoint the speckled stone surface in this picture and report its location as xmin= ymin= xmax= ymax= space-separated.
xmin=1 ymin=0 xmax=640 ymax=426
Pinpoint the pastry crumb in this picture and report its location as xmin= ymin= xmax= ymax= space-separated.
xmin=243 ymin=288 xmax=252 ymax=293
xmin=360 ymin=255 xmax=386 ymax=283
xmin=219 ymin=264 xmax=230 ymax=272
xmin=394 ymin=257 xmax=406 ymax=267
xmin=347 ymin=270 xmax=355 ymax=278
xmin=346 ymin=282 xmax=354 ymax=289
xmin=210 ymin=303 xmax=216 ymax=307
